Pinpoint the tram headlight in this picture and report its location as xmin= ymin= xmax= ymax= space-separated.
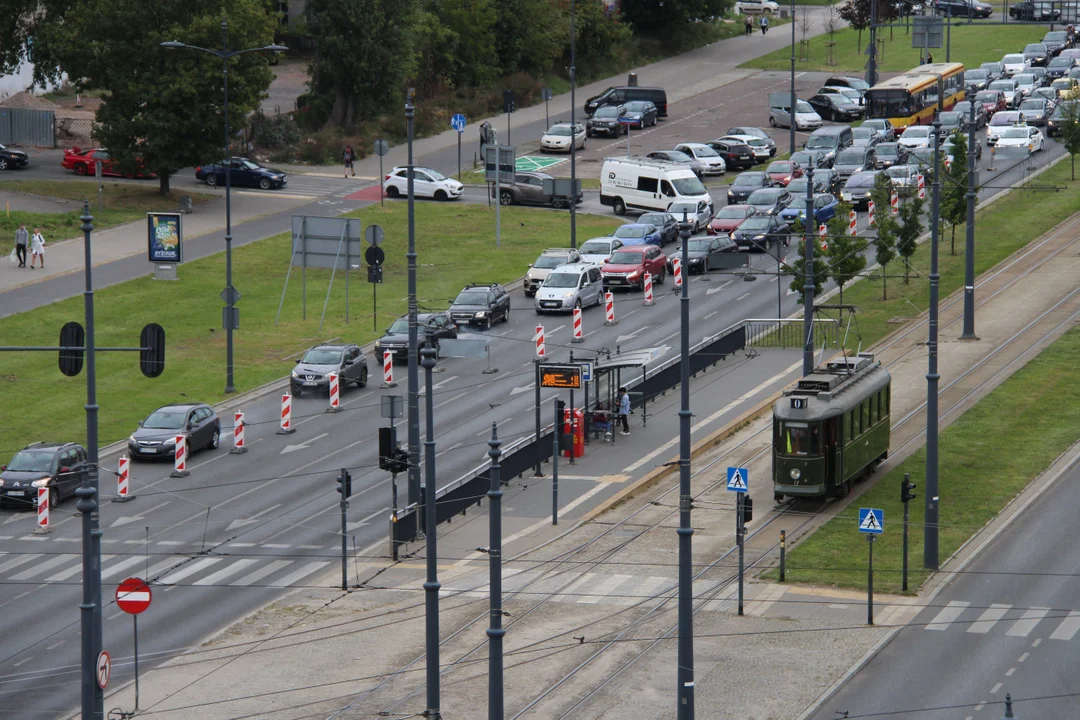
xmin=789 ymin=468 xmax=802 ymax=481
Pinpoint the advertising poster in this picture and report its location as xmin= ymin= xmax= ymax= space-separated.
xmin=147 ymin=212 xmax=183 ymax=263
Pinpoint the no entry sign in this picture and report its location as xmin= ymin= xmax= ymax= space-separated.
xmin=116 ymin=577 xmax=152 ymax=615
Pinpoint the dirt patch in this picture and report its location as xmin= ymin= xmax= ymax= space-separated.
xmin=0 ymin=91 xmax=59 ymax=111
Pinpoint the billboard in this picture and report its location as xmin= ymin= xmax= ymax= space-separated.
xmin=147 ymin=212 xmax=183 ymax=263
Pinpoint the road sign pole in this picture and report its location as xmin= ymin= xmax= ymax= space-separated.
xmin=406 ymin=95 xmax=422 ymax=510
xmin=495 ymin=154 xmax=501 ymax=250
xmin=867 ymin=534 xmax=875 ymax=625
xmin=457 ymin=132 xmax=462 ymax=181
xmin=677 ymin=213 xmax=696 ymax=718
xmin=486 ymin=423 xmax=504 ymax=720
xmin=133 ymin=614 xmax=140 ymax=710
xmin=340 ymin=467 xmax=349 ymax=591
xmin=379 ymin=154 xmax=384 ymax=207
xmin=553 ymin=398 xmax=561 ymax=525
xmin=779 ymin=529 xmax=786 ymax=582
xmin=737 ymin=493 xmax=745 ymax=616
xmin=534 ymin=360 xmax=543 ymax=477
xmin=903 ymin=494 xmax=910 ymax=592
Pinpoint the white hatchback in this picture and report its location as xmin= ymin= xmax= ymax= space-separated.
xmin=577 ymin=237 xmax=623 ymax=265
xmin=383 ymin=167 xmax=463 ymax=200
xmin=898 ymin=125 xmax=932 ymax=150
xmin=994 ymin=124 xmax=1044 ymax=152
xmin=674 ymin=143 xmax=727 ymax=175
xmin=540 ymin=122 xmax=586 ymax=153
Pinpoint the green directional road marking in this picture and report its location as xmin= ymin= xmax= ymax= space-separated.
xmin=515 ymin=156 xmax=567 ymax=172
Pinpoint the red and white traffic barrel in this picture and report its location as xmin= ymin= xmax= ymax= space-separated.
xmin=868 ymin=199 xmax=876 ymax=227
xmin=917 ymin=174 xmax=926 ymax=199
xmin=890 ymin=190 xmax=899 ymax=215
xmin=673 ymin=258 xmax=683 ymax=287
xmin=819 ymin=224 xmax=828 ymax=252
xmin=114 ymin=455 xmax=134 ymax=503
xmin=170 ymin=434 xmax=189 ymax=478
xmin=643 ymin=272 xmax=654 ymax=306
xmin=35 ymin=487 xmax=50 ymax=533
xmin=604 ymin=291 xmax=618 ymax=326
xmin=276 ymin=394 xmax=295 ymax=436
xmin=535 ymin=324 xmax=546 ymax=357
xmin=848 ymin=210 xmax=857 ymax=236
xmin=571 ymin=307 xmax=584 ymax=343
xmin=380 ymin=350 xmax=396 ymax=389
xmin=230 ymin=411 xmax=247 ymax=454
xmin=327 ymin=372 xmax=341 ymax=413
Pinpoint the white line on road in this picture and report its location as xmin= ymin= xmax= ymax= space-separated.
xmin=990 ymin=682 xmax=1002 ymax=695
xmin=967 ymin=604 xmax=1011 ymax=634
xmin=12 ymin=657 xmax=33 ymax=668
xmin=736 ymin=292 xmax=750 ymax=301
xmin=702 ymin=311 xmax=718 ymax=320
xmin=926 ymin=600 xmax=970 ymax=630
xmin=1007 ymin=607 xmax=1049 ymax=637
xmin=1049 ymin=610 xmax=1080 ymax=641
xmin=46 ymin=641 xmax=64 ymax=651
xmin=549 ymin=325 xmax=566 ymax=334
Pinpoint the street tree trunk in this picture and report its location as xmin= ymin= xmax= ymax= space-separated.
xmin=951 ymin=223 xmax=956 ymax=256
xmin=158 ymin=173 xmax=171 ymax=198
xmin=882 ymin=266 xmax=887 ymax=300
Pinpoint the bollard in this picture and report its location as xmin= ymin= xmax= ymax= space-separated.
xmin=848 ymin=209 xmax=857 ymax=236
xmin=604 ymin=291 xmax=618 ymax=326
xmin=917 ymin=174 xmax=926 ymax=199
xmin=276 ymin=394 xmax=295 ymax=435
xmin=890 ymin=190 xmax=899 ymax=215
xmin=327 ymin=372 xmax=341 ymax=413
xmin=35 ymin=487 xmax=51 ymax=533
xmin=571 ymin=307 xmax=584 ymax=343
xmin=779 ymin=529 xmax=786 ymax=582
xmin=868 ymin=199 xmax=876 ymax=227
xmin=380 ymin=350 xmax=397 ymax=389
xmin=673 ymin=257 xmax=683 ymax=288
xmin=114 ymin=455 xmax=134 ymax=503
xmin=642 ymin=272 xmax=654 ymax=306
xmin=170 ymin=435 xmax=190 ymax=477
xmin=535 ymin=324 xmax=546 ymax=357
xmin=230 ymin=411 xmax=247 ymax=454
xmin=819 ymin=224 xmax=828 ymax=252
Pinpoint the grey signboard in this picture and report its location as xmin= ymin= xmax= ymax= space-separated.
xmin=290 ymin=216 xmax=362 ymax=270
xmin=484 ymin=145 xmax=515 ymax=184
xmin=912 ymin=17 xmax=943 ymax=50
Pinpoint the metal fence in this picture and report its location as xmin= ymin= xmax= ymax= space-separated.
xmin=0 ymin=107 xmax=54 ymax=146
xmin=745 ymin=318 xmax=840 ymax=350
xmin=54 ymin=117 xmax=94 ymax=148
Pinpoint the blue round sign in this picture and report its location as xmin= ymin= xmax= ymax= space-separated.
xmin=451 ymin=114 xmax=467 ymax=132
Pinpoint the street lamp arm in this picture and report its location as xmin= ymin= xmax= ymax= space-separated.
xmin=158 ymin=42 xmax=287 ymax=59
xmin=159 ymin=41 xmax=222 ymax=58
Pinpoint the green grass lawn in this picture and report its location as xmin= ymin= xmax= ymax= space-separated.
xmin=0 ymin=202 xmax=620 ymax=452
xmin=779 ymin=324 xmax=1080 ymax=594
xmin=741 ymin=23 xmax=1048 ymax=73
xmin=0 ymin=181 xmax=210 ymax=255
xmin=835 ymin=157 xmax=1080 ymax=351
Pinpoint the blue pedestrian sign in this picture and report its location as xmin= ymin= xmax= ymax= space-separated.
xmin=580 ymin=362 xmax=593 ymax=382
xmin=858 ymin=508 xmax=884 ymax=534
xmin=451 ymin=114 xmax=467 ymax=132
xmin=726 ymin=467 xmax=749 ymax=493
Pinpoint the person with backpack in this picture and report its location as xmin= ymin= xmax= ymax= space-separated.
xmin=342 ymin=144 xmax=356 ymax=178
xmin=760 ymin=14 xmax=770 ymax=35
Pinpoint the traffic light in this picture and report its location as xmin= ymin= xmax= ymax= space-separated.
xmin=742 ymin=495 xmax=753 ymax=524
xmin=337 ymin=470 xmax=352 ymax=498
xmin=503 ymin=89 xmax=515 ymax=114
xmin=378 ymin=427 xmax=409 ymax=474
xmin=139 ymin=323 xmax=166 ymax=378
xmin=58 ymin=321 xmax=85 ymax=377
xmin=900 ymin=473 xmax=917 ymax=503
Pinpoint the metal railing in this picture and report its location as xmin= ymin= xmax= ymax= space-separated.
xmin=745 ymin=318 xmax=841 ymax=349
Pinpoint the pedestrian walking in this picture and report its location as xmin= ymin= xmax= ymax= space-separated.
xmin=745 ymin=14 xmax=753 ymax=37
xmin=14 ymin=223 xmax=28 ymax=268
xmin=925 ymin=51 xmax=933 ymax=64
xmin=29 ymin=228 xmax=45 ymax=269
xmin=760 ymin=14 xmax=769 ymax=35
xmin=342 ymin=144 xmax=356 ymax=178
xmin=618 ymin=387 xmax=631 ymax=436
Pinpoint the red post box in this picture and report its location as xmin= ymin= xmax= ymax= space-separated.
xmin=563 ymin=407 xmax=585 ymax=458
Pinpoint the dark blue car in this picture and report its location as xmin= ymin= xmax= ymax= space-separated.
xmin=195 ymin=156 xmax=288 ymax=190
xmin=613 ymin=223 xmax=662 ymax=248
xmin=779 ymin=193 xmax=839 ymax=227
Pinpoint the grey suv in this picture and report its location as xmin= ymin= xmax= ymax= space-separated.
xmin=128 ymin=404 xmax=222 ymax=460
xmin=0 ymin=442 xmax=88 ymax=509
xmin=291 ymin=344 xmax=368 ymax=396
xmin=535 ymin=264 xmax=604 ymax=313
xmin=494 ymin=171 xmax=582 ymax=209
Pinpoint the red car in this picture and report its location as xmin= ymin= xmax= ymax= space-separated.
xmin=601 ymin=245 xmax=667 ymax=290
xmin=708 ymin=205 xmax=757 ymax=235
xmin=61 ymin=147 xmax=154 ymax=178
xmin=974 ymin=90 xmax=1008 ymax=117
xmin=765 ymin=160 xmax=803 ymax=186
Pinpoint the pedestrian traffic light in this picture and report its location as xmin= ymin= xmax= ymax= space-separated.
xmin=743 ymin=496 xmax=753 ymax=524
xmin=58 ymin=321 xmax=85 ymax=377
xmin=379 ymin=427 xmax=396 ymax=472
xmin=901 ymin=473 xmax=917 ymax=504
xmin=337 ymin=470 xmax=352 ymax=498
xmin=503 ymin=90 xmax=515 ymax=114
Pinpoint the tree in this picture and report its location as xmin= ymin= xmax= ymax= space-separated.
xmin=308 ymin=0 xmax=420 ymax=129
xmin=493 ymin=0 xmax=565 ymax=78
xmin=786 ymin=237 xmax=830 ymax=303
xmin=1059 ymin=100 xmax=1080 ymax=181
xmin=825 ymin=200 xmax=868 ymax=305
xmin=896 ymin=197 xmax=925 ymax=283
xmin=869 ymin=174 xmax=900 ymax=300
xmin=838 ymin=0 xmax=872 ymax=53
xmin=939 ymin=130 xmax=969 ymax=255
xmin=620 ymin=0 xmax=729 ymax=36
xmin=29 ymin=0 xmax=276 ymax=197
xmin=424 ymin=0 xmax=499 ymax=89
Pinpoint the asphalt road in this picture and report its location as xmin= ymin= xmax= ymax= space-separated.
xmin=808 ymin=457 xmax=1080 ymax=720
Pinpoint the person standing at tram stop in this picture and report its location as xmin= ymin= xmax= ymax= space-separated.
xmin=618 ymin=387 xmax=631 ymax=436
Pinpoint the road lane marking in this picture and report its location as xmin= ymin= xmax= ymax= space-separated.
xmin=158 ymin=558 xmax=223 ymax=585
xmin=926 ymin=600 xmax=970 ymax=630
xmin=12 ymin=657 xmax=33 ymax=668
xmin=230 ymin=560 xmax=291 ymax=586
xmin=100 ymin=556 xmax=147 ymax=581
xmin=143 ymin=556 xmax=186 ymax=580
xmin=1049 ymin=610 xmax=1080 ymax=641
xmin=990 ymin=682 xmax=1002 ymax=694
xmin=46 ymin=641 xmax=64 ymax=651
xmin=194 ymin=559 xmax=258 ymax=586
xmin=0 ymin=554 xmax=41 ymax=575
xmin=1007 ymin=607 xmax=1050 ymax=637
xmin=577 ymin=574 xmax=633 ymax=604
xmin=47 ymin=555 xmax=112 ymax=582
xmin=736 ymin=292 xmax=750 ymax=301
xmin=967 ymin=604 xmax=1011 ymax=634
xmin=434 ymin=392 xmax=468 ymax=410
xmin=271 ymin=562 xmax=331 ymax=587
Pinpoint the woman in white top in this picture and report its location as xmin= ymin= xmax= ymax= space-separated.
xmin=30 ymin=228 xmax=45 ymax=269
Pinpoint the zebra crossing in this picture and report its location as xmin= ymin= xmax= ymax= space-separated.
xmin=0 ymin=551 xmax=333 ymax=590
xmin=231 ymin=174 xmax=373 ymax=200
xmin=923 ymin=600 xmax=1080 ymax=640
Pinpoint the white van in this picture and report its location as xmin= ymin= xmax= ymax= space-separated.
xmin=600 ymin=156 xmax=713 ymax=216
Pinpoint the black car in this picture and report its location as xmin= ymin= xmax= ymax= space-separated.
xmin=375 ymin=313 xmax=457 ymax=362
xmin=586 ymin=105 xmax=627 ymax=137
xmin=290 ymin=344 xmax=368 ymax=395
xmin=448 ymin=283 xmax=511 ymax=329
xmin=808 ymin=93 xmax=862 ymax=122
xmin=127 ymin=404 xmax=221 ymax=461
xmin=840 ymin=171 xmax=881 ymax=209
xmin=0 ymin=442 xmax=87 ymax=509
xmin=707 ymin=140 xmax=756 ymax=170
xmin=727 ymin=171 xmax=773 ymax=204
xmin=745 ymin=187 xmax=793 ymax=216
xmin=1046 ymin=56 xmax=1075 ymax=79
xmin=1024 ymin=43 xmax=1051 ymax=68
xmin=730 ymin=215 xmax=790 ymax=253
xmin=980 ymin=62 xmax=1005 ymax=82
xmin=1042 ymin=30 xmax=1071 ymax=56
xmin=0 ymin=143 xmax=29 ymax=171
xmin=811 ymin=168 xmax=844 ymax=195
xmin=932 ymin=0 xmax=992 ymax=17
xmin=195 ymin=156 xmax=287 ymax=190
xmin=1010 ymin=1 xmax=1060 ymax=20
xmin=666 ymin=236 xmax=739 ymax=274
xmin=953 ymin=100 xmax=988 ymax=130
xmin=873 ymin=142 xmax=909 ymax=169
xmin=638 ymin=212 xmax=679 ymax=244
xmin=964 ymin=69 xmax=992 ymax=93
xmin=726 ymin=126 xmax=778 ymax=156
xmin=789 ymin=168 xmax=841 ymax=196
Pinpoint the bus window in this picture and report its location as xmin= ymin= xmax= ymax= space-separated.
xmin=782 ymin=421 xmax=820 ymax=455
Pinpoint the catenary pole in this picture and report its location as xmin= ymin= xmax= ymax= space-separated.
xmin=925 ymin=121 xmax=943 ymax=571
xmin=421 ymin=344 xmax=441 ymax=718
xmin=789 ymin=0 xmax=797 ymax=154
xmin=802 ymin=163 xmax=816 ymax=376
xmin=570 ymin=0 xmax=578 ymax=249
xmin=486 ymin=423 xmax=504 ymax=719
xmin=868 ymin=0 xmax=879 ymax=88
xmin=676 ymin=211 xmax=695 ymax=719
xmin=961 ymin=95 xmax=977 ymax=338
xmin=407 ymin=93 xmax=421 ymax=507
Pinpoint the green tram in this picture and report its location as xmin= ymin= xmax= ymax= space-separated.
xmin=772 ymin=353 xmax=891 ymax=502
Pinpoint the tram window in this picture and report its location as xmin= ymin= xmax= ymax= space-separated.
xmin=870 ymin=394 xmax=878 ymax=424
xmin=782 ymin=421 xmax=820 ymax=455
xmin=843 ymin=412 xmax=851 ymax=442
xmin=862 ymin=400 xmax=870 ymax=430
xmin=883 ymin=387 xmax=890 ymax=415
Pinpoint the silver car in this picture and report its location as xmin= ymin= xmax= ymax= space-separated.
xmin=534 ymin=264 xmax=605 ymax=313
xmin=667 ymin=200 xmax=712 ymax=233
xmin=577 ymin=237 xmax=624 ymax=264
xmin=525 ymin=248 xmax=582 ymax=297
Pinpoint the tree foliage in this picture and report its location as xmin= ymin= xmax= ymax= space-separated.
xmin=869 ymin=173 xmax=899 ymax=300
xmin=786 ymin=217 xmax=831 ymax=304
xmin=896 ymin=197 xmax=925 ymax=283
xmin=939 ymin=130 xmax=970 ymax=255
xmin=1058 ymin=101 xmax=1080 ymax=181
xmin=825 ymin=200 xmax=868 ymax=304
xmin=621 ymin=0 xmax=730 ymax=34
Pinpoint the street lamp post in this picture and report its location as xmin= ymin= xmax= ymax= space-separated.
xmin=790 ymin=0 xmax=797 ymax=154
xmin=676 ymin=211 xmax=695 ymax=719
xmin=406 ymin=92 xmax=422 ymax=507
xmin=961 ymin=95 xmax=977 ymax=339
xmin=925 ymin=121 xmax=943 ymax=571
xmin=570 ymin=0 xmax=578 ymax=249
xmin=161 ymin=23 xmax=286 ymax=395
xmin=421 ymin=344 xmax=442 ymax=720
xmin=802 ymin=163 xmax=816 ymax=377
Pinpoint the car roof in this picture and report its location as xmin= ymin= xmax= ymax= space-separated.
xmin=540 ymin=248 xmax=575 ymax=255
xmin=152 ymin=403 xmax=205 ymax=412
xmin=549 ymin=262 xmax=599 ymax=274
xmin=18 ymin=442 xmax=72 ymax=452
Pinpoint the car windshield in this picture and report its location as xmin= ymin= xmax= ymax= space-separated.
xmin=939 ymin=112 xmax=961 ymax=125
xmin=877 ymin=143 xmax=899 ymax=156
xmin=768 ymin=162 xmax=794 ymax=173
xmin=595 ymin=106 xmax=620 ymax=118
xmin=967 ymin=70 xmax=989 ymax=80
xmin=689 ymin=145 xmax=719 ymax=157
xmin=795 ymin=101 xmax=814 ymax=113
xmin=1052 ymin=79 xmax=1072 ymax=89
xmin=668 ymin=202 xmax=698 ymax=214
xmin=543 ymin=273 xmax=580 ymax=288
xmin=886 ymin=166 xmax=911 ymax=178
xmin=748 ymin=189 xmax=781 ymax=204
xmin=1049 ymin=58 xmax=1072 ymax=67
xmin=1003 ymin=54 xmax=1025 ymax=64
xmin=976 ymin=91 xmax=1000 ymax=103
xmin=547 ymin=126 xmax=574 ymax=136
xmin=579 ymin=240 xmax=612 ymax=254
xmin=835 ymin=149 xmax=865 ymax=164
xmin=664 ymin=151 xmax=694 ymax=163
xmin=790 ymin=153 xmax=815 ymax=165
xmin=787 ymin=179 xmax=809 ymax=193
xmin=1025 ymin=44 xmax=1047 ymax=54
xmin=717 ymin=206 xmax=751 ymax=219
xmin=851 ymin=128 xmax=873 ymax=139
xmin=1053 ymin=101 xmax=1080 ymax=117
xmin=687 ymin=240 xmax=713 ymax=252
xmin=1016 ymin=75 xmax=1035 ymax=85
xmin=615 ymin=226 xmax=647 ymax=238
xmin=639 ymin=214 xmax=668 ymax=225
xmin=805 ymin=135 xmax=837 ymax=149
xmin=426 ymin=169 xmax=448 ymax=181
xmin=608 ymin=250 xmax=643 ymax=265
xmin=732 ymin=127 xmax=767 ymax=139
xmin=1020 ymin=100 xmax=1045 ymax=111
xmin=989 ymin=81 xmax=1014 ymax=92
xmin=301 ymin=349 xmax=343 ymax=364
xmin=740 ymin=217 xmax=771 ymax=231
xmin=903 ymin=127 xmax=930 ymax=138
xmin=1046 ymin=32 xmax=1066 ymax=41
xmin=387 ymin=319 xmax=410 ymax=334
xmin=143 ymin=410 xmax=187 ymax=430
xmin=454 ymin=290 xmax=489 ymax=305
xmin=847 ymin=173 xmax=876 ymax=187
xmin=6 ymin=450 xmax=55 ymax=473
xmin=842 ymin=79 xmax=869 ymax=91
xmin=672 ymin=176 xmax=707 ymax=195
xmin=624 ymin=101 xmax=650 ymax=112
xmin=1000 ymin=128 xmax=1031 ymax=139
xmin=990 ymin=113 xmax=1018 ymax=126
xmin=241 ymin=160 xmax=261 ymax=170
xmin=534 ymin=255 xmax=567 ymax=268
xmin=733 ymin=174 xmax=764 ymax=186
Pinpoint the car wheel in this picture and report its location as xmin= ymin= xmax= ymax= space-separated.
xmin=74 ymin=163 xmax=89 ymax=176
xmin=551 ymin=198 xmax=567 ymax=209
xmin=434 ymin=189 xmax=448 ymax=201
xmin=500 ymin=190 xmax=514 ymax=205
xmin=657 ymin=267 xmax=666 ymax=285
xmin=259 ymin=177 xmax=271 ymax=190
xmin=358 ymin=366 xmax=368 ymax=388
xmin=209 ymin=428 xmax=220 ymax=450
xmin=293 ymin=388 xmax=302 ymax=397
xmin=0 ymin=159 xmax=7 ymax=171
xmin=586 ymin=129 xmax=593 ymax=138
xmin=503 ymin=306 xmax=511 ymax=323
xmin=386 ymin=185 xmax=400 ymax=198
xmin=769 ymin=116 xmax=777 ymax=127
xmin=206 ymin=174 xmax=218 ymax=186
xmin=613 ymin=198 xmax=626 ymax=216
xmin=48 ymin=485 xmax=60 ymax=508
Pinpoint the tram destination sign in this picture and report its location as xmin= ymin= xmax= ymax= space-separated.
xmin=540 ymin=364 xmax=583 ymax=389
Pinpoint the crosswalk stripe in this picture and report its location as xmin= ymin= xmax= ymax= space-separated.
xmin=100 ymin=556 xmax=148 ymax=580
xmin=1049 ymin=610 xmax=1080 ymax=641
xmin=11 ymin=555 xmax=73 ymax=581
xmin=144 ymin=556 xmax=186 ymax=580
xmin=967 ymin=604 xmax=1012 ymax=634
xmin=926 ymin=600 xmax=970 ymax=630
xmin=560 ymin=572 xmax=598 ymax=600
xmin=230 ymin=560 xmax=291 ymax=587
xmin=47 ymin=555 xmax=113 ymax=582
xmin=158 ymin=558 xmax=222 ymax=585
xmin=1007 ymin=607 xmax=1050 ymax=637
xmin=0 ymin=554 xmax=40 ymax=575
xmin=193 ymin=559 xmax=258 ymax=586
xmin=577 ymin=574 xmax=633 ymax=604
xmin=614 ymin=576 xmax=674 ymax=606
xmin=271 ymin=562 xmax=330 ymax=587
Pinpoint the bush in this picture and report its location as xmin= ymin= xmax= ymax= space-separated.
xmin=251 ymin=111 xmax=302 ymax=150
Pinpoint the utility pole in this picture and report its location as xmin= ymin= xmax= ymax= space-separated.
xmin=789 ymin=0 xmax=797 ymax=155
xmin=961 ymin=96 xmax=977 ymax=339
xmin=421 ymin=344 xmax=442 ymax=719
xmin=868 ymin=0 xmax=879 ymax=88
xmin=802 ymin=163 xmax=816 ymax=377
xmin=570 ymin=0 xmax=578 ymax=249
xmin=676 ymin=211 xmax=695 ymax=719
xmin=406 ymin=91 xmax=421 ymax=507
xmin=486 ymin=423 xmax=504 ymax=720
xmin=925 ymin=121 xmax=943 ymax=571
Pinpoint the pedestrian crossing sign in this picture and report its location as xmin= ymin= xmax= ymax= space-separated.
xmin=726 ymin=467 xmax=749 ymax=493
xmin=858 ymin=508 xmax=884 ymax=534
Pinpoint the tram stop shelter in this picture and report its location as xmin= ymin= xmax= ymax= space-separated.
xmin=587 ymin=346 xmax=668 ymax=442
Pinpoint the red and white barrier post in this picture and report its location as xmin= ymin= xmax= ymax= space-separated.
xmin=868 ymin=199 xmax=876 ymax=227
xmin=819 ymin=224 xmax=828 ymax=252
xmin=673 ymin=258 xmax=683 ymax=288
xmin=35 ymin=487 xmax=50 ymax=533
xmin=230 ymin=411 xmax=247 ymax=455
xmin=848 ymin=210 xmax=857 ymax=236
xmin=917 ymin=174 xmax=926 ymax=200
xmin=571 ymin=307 xmax=584 ymax=343
xmin=890 ymin=190 xmax=899 ymax=215
xmin=604 ymin=291 xmax=618 ymax=326
xmin=380 ymin=350 xmax=397 ymax=389
xmin=276 ymin=394 xmax=295 ymax=436
xmin=642 ymin=271 xmax=654 ymax=306
xmin=114 ymin=455 xmax=134 ymax=503
xmin=326 ymin=372 xmax=341 ymax=413
xmin=535 ymin=325 xmax=546 ymax=357
xmin=170 ymin=434 xmax=189 ymax=478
